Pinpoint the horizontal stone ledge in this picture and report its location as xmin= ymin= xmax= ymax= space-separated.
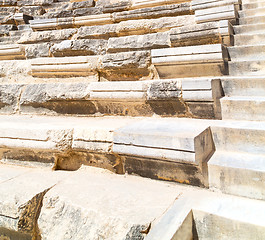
xmin=195 ymin=5 xmax=238 ymax=23
xmin=75 ymin=15 xmax=194 ymax=39
xmin=0 ymin=44 xmax=25 ymax=60
xmin=113 ymin=2 xmax=192 ymax=22
xmin=131 ymin=0 xmax=188 ymax=10
xmin=74 ymin=13 xmax=113 ymax=26
xmin=191 ymin=0 xmax=240 ymax=11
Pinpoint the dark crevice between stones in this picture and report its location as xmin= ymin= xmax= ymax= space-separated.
xmin=18 ymin=187 xmax=53 ymax=240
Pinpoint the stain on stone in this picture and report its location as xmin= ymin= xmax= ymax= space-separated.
xmin=18 ymin=188 xmax=51 ymax=240
xmin=0 ymin=228 xmax=31 ymax=240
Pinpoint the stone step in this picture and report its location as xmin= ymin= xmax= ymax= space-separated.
xmin=209 ymin=122 xmax=265 ymax=199
xmin=234 ymin=32 xmax=265 ymax=45
xmin=0 ymin=115 xmax=264 ymax=193
xmin=221 ymin=96 xmax=265 ymax=121
xmin=229 ymin=59 xmax=265 ymax=75
xmin=0 ymin=115 xmax=215 ymax=187
xmin=228 ymin=45 xmax=265 ymax=59
xmin=221 ymin=76 xmax=265 ymax=96
xmin=238 ymin=6 xmax=265 ymax=17
xmin=147 ymin=189 xmax=265 ymax=239
xmin=0 ymin=78 xmax=223 ymax=119
xmin=208 ymin=151 xmax=265 ymax=200
xmin=242 ymin=1 xmax=265 ymax=10
xmin=233 ymin=23 xmax=265 ymax=34
xmin=239 ymin=15 xmax=265 ymax=24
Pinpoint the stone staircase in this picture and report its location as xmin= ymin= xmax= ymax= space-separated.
xmin=0 ymin=0 xmax=265 ymax=239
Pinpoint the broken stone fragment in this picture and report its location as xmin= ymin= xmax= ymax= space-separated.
xmin=50 ymin=39 xmax=107 ymax=57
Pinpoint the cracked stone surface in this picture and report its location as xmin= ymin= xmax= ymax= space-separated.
xmin=0 ymin=164 xmax=192 ymax=240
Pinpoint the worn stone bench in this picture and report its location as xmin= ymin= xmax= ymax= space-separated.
xmin=30 ymin=56 xmax=99 ymax=78
xmin=151 ymin=44 xmax=229 ymax=78
xmin=0 ymin=44 xmax=25 ymax=60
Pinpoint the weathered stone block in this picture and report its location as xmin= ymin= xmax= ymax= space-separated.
xmin=113 ymin=2 xmax=192 ymax=22
xmin=31 ymin=56 xmax=99 ymax=78
xmin=50 ymin=39 xmax=107 ymax=57
xmin=107 ymin=32 xmax=170 ymax=53
xmin=100 ymin=50 xmax=151 ymax=80
xmin=0 ymin=0 xmax=17 ymax=6
xmin=73 ymin=6 xmax=103 ymax=16
xmin=74 ymin=13 xmax=113 ymax=26
xmin=76 ymin=24 xmax=117 ymax=39
xmin=18 ymin=29 xmax=77 ymax=44
xmin=147 ymin=79 xmax=181 ymax=100
xmin=0 ymin=6 xmax=17 ymax=14
xmin=101 ymin=50 xmax=150 ymax=69
xmin=25 ymin=43 xmax=50 ymax=58
xmin=0 ymin=84 xmax=23 ymax=113
xmin=17 ymin=0 xmax=53 ymax=6
xmin=70 ymin=0 xmax=94 ymax=9
xmin=19 ymin=6 xmax=45 ymax=16
xmin=0 ymin=25 xmax=17 ymax=36
xmin=96 ymin=0 xmax=132 ymax=13
xmin=19 ymin=82 xmax=94 ymax=114
xmin=0 ymin=44 xmax=25 ymax=60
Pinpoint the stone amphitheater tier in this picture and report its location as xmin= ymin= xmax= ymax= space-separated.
xmin=0 ymin=0 xmax=265 ymax=239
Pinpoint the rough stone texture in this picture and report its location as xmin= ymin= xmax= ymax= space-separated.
xmin=113 ymin=2 xmax=192 ymax=22
xmin=101 ymin=50 xmax=150 ymax=69
xmin=0 ymin=60 xmax=32 ymax=83
xmin=0 ymin=84 xmax=23 ymax=113
xmin=24 ymin=43 xmax=50 ymax=58
xmin=19 ymin=6 xmax=45 ymax=16
xmin=37 ymin=166 xmax=186 ymax=240
xmin=75 ymin=15 xmax=194 ymax=39
xmin=17 ymin=0 xmax=53 ymax=6
xmin=100 ymin=50 xmax=151 ymax=80
xmin=50 ymin=39 xmax=107 ymax=56
xmin=107 ymin=32 xmax=170 ymax=52
xmin=0 ymin=25 xmax=17 ymax=36
xmin=73 ymin=6 xmax=103 ymax=17
xmin=0 ymin=165 xmax=68 ymax=237
xmin=18 ymin=29 xmax=77 ymax=44
xmin=96 ymin=0 xmax=132 ymax=13
xmin=69 ymin=0 xmax=94 ymax=10
xmin=147 ymin=79 xmax=181 ymax=100
xmin=19 ymin=82 xmax=91 ymax=114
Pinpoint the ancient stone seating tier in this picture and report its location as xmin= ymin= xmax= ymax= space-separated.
xmin=0 ymin=0 xmax=264 ymax=202
xmin=1 ymin=0 xmax=265 ymax=238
